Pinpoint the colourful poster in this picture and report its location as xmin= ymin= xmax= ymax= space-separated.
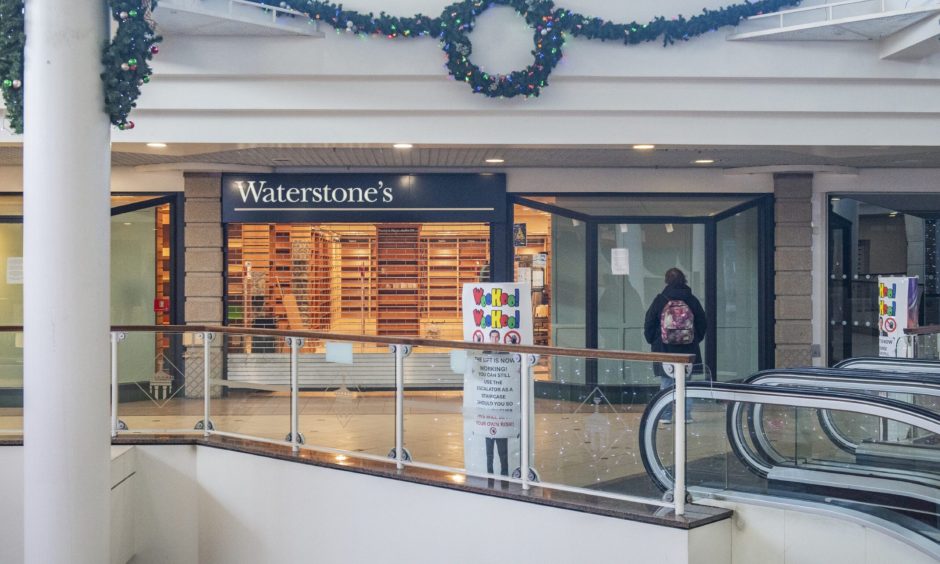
xmin=878 ymin=276 xmax=920 ymax=358
xmin=462 ymin=283 xmax=533 ymax=345
xmin=461 ymin=283 xmax=532 ymax=476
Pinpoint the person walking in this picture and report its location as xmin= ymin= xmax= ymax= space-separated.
xmin=643 ymin=268 xmax=707 ymax=423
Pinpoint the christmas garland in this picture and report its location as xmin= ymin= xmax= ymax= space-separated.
xmin=0 ymin=0 xmax=803 ymax=133
xmin=0 ymin=0 xmax=161 ymax=134
xmin=265 ymin=0 xmax=803 ymax=98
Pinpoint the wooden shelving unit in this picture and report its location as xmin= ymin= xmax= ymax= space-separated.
xmin=226 ymin=222 xmax=491 ymax=347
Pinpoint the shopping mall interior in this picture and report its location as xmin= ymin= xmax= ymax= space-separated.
xmin=4 ymin=0 xmax=940 ymax=562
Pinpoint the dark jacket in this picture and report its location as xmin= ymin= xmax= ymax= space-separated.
xmin=643 ymin=283 xmax=707 ymax=374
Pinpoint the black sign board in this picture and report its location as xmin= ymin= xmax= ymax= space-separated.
xmin=221 ymin=173 xmax=506 ymax=224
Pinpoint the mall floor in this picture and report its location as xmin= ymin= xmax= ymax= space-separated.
xmin=0 ymin=390 xmax=843 ymax=500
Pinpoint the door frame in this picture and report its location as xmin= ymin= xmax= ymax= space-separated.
xmin=511 ymin=193 xmax=775 ymax=390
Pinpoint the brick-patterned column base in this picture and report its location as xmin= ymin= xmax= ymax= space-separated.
xmin=774 ymin=173 xmax=814 ymax=368
xmin=184 ymin=173 xmax=224 ymax=398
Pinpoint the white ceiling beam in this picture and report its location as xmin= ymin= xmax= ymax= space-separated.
xmin=880 ymin=14 xmax=940 ymax=59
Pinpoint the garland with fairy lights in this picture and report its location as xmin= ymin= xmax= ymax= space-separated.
xmin=0 ymin=0 xmax=161 ymax=134
xmin=1 ymin=0 xmax=803 ymax=133
xmin=265 ymin=0 xmax=803 ymax=98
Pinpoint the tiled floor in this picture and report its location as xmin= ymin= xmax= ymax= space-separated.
xmin=1 ymin=392 xmax=744 ymax=494
xmin=0 ymin=390 xmax=875 ymax=501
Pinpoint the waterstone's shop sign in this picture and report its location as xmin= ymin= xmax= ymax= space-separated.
xmin=221 ymin=173 xmax=506 ymax=223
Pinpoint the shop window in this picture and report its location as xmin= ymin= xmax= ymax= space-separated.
xmin=828 ymin=194 xmax=940 ymax=364
xmin=225 ymin=223 xmax=490 ymax=353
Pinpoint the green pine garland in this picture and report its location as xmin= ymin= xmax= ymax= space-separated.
xmin=0 ymin=0 xmax=23 ymax=133
xmin=103 ymin=0 xmax=163 ymax=131
xmin=265 ymin=0 xmax=804 ymax=98
xmin=0 ymin=0 xmax=161 ymax=134
xmin=0 ymin=0 xmax=804 ymax=133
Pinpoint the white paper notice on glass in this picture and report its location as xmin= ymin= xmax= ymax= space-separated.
xmin=6 ymin=257 xmax=22 ymax=284
xmin=517 ymin=267 xmax=532 ymax=286
xmin=611 ymin=248 xmax=629 ymax=275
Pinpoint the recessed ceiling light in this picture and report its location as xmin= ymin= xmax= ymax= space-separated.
xmin=633 ymin=144 xmax=655 ymax=150
xmin=393 ymin=143 xmax=413 ymax=149
xmin=146 ymin=142 xmax=167 ymax=149
xmin=694 ymin=159 xmax=715 ymax=164
xmin=485 ymin=158 xmax=505 ymax=164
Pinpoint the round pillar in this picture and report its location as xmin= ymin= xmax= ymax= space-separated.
xmin=22 ymin=1 xmax=112 ymax=563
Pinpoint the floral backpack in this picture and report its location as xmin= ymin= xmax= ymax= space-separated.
xmin=660 ymin=300 xmax=695 ymax=345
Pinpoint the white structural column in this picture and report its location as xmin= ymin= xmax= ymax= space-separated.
xmin=23 ymin=1 xmax=112 ymax=563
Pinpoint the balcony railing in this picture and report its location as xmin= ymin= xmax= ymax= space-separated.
xmin=0 ymin=324 xmax=694 ymax=516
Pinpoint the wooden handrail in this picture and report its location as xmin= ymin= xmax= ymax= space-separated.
xmin=0 ymin=324 xmax=695 ymax=364
xmin=905 ymin=325 xmax=940 ymax=337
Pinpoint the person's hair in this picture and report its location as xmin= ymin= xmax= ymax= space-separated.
xmin=664 ymin=268 xmax=686 ymax=287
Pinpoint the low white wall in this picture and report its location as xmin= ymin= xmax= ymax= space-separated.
xmin=194 ymin=446 xmax=723 ymax=564
xmin=0 ymin=447 xmax=23 ymax=564
xmin=703 ymin=499 xmax=939 ymax=564
xmin=3 ymin=444 xmax=937 ymax=564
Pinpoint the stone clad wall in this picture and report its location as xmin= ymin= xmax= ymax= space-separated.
xmin=774 ymin=173 xmax=814 ymax=368
xmin=183 ymin=173 xmax=224 ymax=399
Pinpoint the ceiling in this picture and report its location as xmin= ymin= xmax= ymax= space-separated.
xmin=1 ymin=144 xmax=940 ymax=170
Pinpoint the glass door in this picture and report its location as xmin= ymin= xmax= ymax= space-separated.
xmin=715 ymin=206 xmax=762 ymax=380
xmin=596 ymin=222 xmax=705 ymax=386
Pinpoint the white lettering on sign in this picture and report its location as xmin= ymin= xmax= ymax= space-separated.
xmin=235 ymin=180 xmax=394 ymax=205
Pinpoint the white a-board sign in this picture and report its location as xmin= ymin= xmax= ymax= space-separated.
xmin=461 ymin=283 xmax=533 ymax=475
xmin=878 ymin=276 xmax=920 ymax=358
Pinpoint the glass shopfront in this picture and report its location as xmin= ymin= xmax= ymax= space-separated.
xmin=827 ymin=193 xmax=940 ymax=364
xmin=512 ymin=194 xmax=773 ymax=394
xmin=221 ymin=173 xmax=509 ymax=370
xmin=218 ymin=176 xmax=771 ymax=394
xmin=0 ymin=194 xmax=180 ymax=415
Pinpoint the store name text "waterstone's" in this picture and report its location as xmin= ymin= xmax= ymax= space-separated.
xmin=235 ymin=180 xmax=394 ymax=204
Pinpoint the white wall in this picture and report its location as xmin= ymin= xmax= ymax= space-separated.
xmin=194 ymin=447 xmax=720 ymax=564
xmin=0 ymin=167 xmax=183 ymax=193
xmin=703 ymin=498 xmax=939 ymax=564
xmin=0 ymin=447 xmax=23 ymax=564
xmin=0 ymin=0 xmax=922 ymax=146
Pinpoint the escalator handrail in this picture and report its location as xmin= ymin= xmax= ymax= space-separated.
xmin=836 ymin=357 xmax=940 ymax=373
xmin=639 ymin=381 xmax=940 ymax=493
xmin=747 ymin=367 xmax=940 ymax=390
xmin=744 ymin=368 xmax=940 ymax=459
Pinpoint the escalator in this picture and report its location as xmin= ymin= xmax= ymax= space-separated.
xmin=638 ymin=377 xmax=940 ymax=557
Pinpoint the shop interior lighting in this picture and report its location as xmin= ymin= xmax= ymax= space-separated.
xmin=632 ymin=144 xmax=656 ymax=150
xmin=889 ymin=212 xmax=899 ymax=217
xmin=831 ymin=197 xmax=841 ymax=201
xmin=392 ymin=143 xmax=413 ymax=149
xmin=146 ymin=142 xmax=167 ymax=148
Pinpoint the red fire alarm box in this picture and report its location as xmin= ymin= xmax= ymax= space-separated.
xmin=154 ymin=297 xmax=170 ymax=313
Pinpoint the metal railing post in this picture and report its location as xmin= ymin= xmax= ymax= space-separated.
xmin=672 ymin=362 xmax=687 ymax=516
xmin=203 ymin=331 xmax=214 ymax=437
xmin=394 ymin=344 xmax=406 ymax=470
xmin=110 ymin=331 xmax=125 ymax=438
xmin=288 ymin=336 xmax=303 ymax=453
xmin=520 ymin=353 xmax=531 ymax=490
